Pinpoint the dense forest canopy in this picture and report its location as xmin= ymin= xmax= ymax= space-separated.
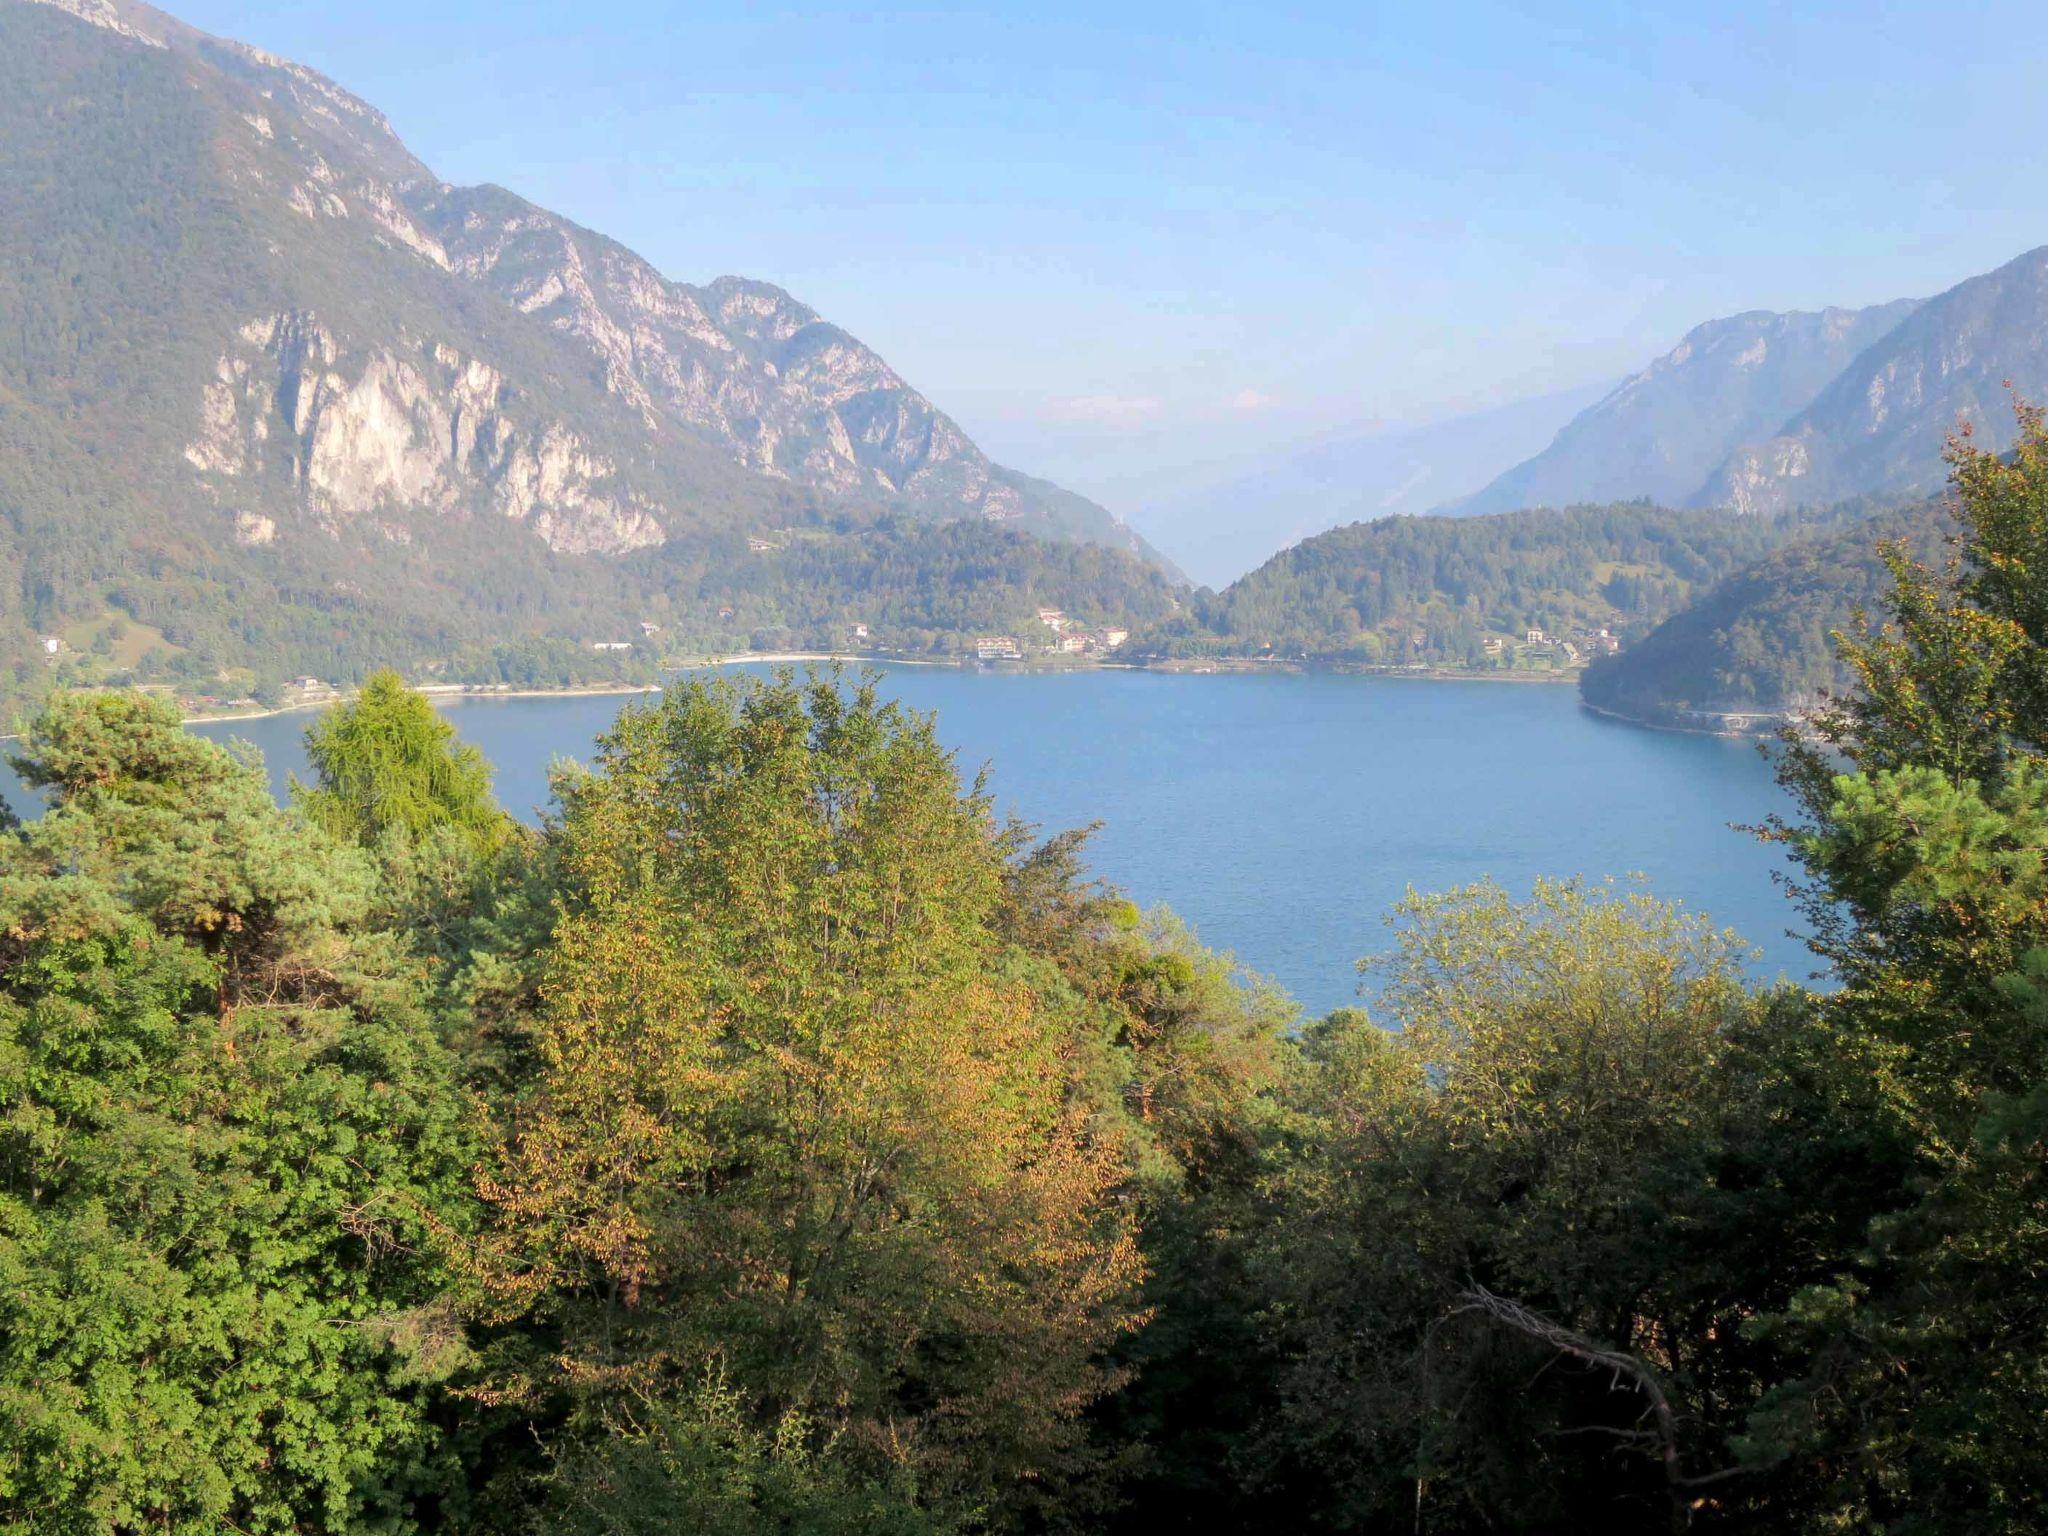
xmin=4 ymin=408 xmax=2048 ymax=1533
xmin=1145 ymin=500 xmax=1877 ymax=669
xmin=1579 ymin=502 xmax=1946 ymax=726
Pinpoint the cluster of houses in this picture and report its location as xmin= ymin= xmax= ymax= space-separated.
xmin=587 ymin=621 xmax=666 ymax=653
xmin=1479 ymin=624 xmax=1623 ymax=666
xmin=973 ymin=609 xmax=1130 ymax=663
xmin=571 ymin=608 xmax=1134 ymax=663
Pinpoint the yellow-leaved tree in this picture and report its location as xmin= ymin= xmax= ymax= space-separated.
xmin=476 ymin=672 xmax=1144 ymax=1530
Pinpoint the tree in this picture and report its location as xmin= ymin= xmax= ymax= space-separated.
xmin=1247 ymin=879 xmax=1760 ymax=1533
xmin=0 ymin=692 xmax=474 ymax=1534
xmin=539 ymin=1369 xmax=957 ymax=1536
xmin=298 ymin=669 xmax=509 ymax=858
xmin=475 ymin=672 xmax=1144 ymax=1529
xmin=1752 ymin=400 xmax=2048 ymax=1531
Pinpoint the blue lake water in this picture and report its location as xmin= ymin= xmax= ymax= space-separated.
xmin=2 ymin=668 xmax=1814 ymax=1015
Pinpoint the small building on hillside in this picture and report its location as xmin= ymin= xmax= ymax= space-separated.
xmin=1526 ymin=627 xmax=1546 ymax=645
xmin=1036 ymin=608 xmax=1066 ymax=629
xmin=591 ymin=641 xmax=632 ymax=652
xmin=852 ymin=622 xmax=870 ymax=641
xmin=1101 ymin=627 xmax=1129 ymax=649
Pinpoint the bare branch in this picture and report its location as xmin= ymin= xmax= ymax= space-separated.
xmin=1443 ymin=1285 xmax=1748 ymax=1529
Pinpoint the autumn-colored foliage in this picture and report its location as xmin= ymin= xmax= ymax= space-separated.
xmin=476 ymin=674 xmax=1147 ymax=1521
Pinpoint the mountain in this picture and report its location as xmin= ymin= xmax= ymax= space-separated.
xmin=0 ymin=0 xmax=1174 ymax=703
xmin=1126 ymin=381 xmax=1610 ymax=590
xmin=1455 ymin=301 xmax=1923 ymax=516
xmin=1703 ymin=247 xmax=2048 ymax=513
xmin=1578 ymin=501 xmax=1943 ymax=730
xmin=1138 ymin=501 xmax=1866 ymax=669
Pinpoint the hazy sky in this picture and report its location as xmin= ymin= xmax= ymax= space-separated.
xmin=170 ymin=0 xmax=2048 ymax=508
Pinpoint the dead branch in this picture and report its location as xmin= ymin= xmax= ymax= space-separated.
xmin=1443 ymin=1285 xmax=1747 ymax=1531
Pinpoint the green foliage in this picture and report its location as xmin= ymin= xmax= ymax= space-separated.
xmin=540 ymin=1370 xmax=960 ymax=1536
xmin=1580 ymin=502 xmax=1946 ymax=725
xmin=472 ymin=671 xmax=1155 ymax=1529
xmin=1739 ymin=401 xmax=2048 ymax=1530
xmin=298 ymin=669 xmax=509 ymax=855
xmin=0 ymin=692 xmax=472 ymax=1534
xmin=1148 ymin=500 xmax=1867 ymax=669
xmin=1239 ymin=880 xmax=1765 ymax=1533
xmin=10 ymin=414 xmax=2048 ymax=1536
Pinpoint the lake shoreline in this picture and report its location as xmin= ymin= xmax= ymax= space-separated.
xmin=5 ymin=665 xmax=1809 ymax=1009
xmin=15 ymin=653 xmax=1596 ymax=742
xmin=1577 ymin=696 xmax=1799 ymax=740
xmin=177 ymin=654 xmax=929 ymax=729
xmin=1137 ymin=656 xmax=1578 ymax=684
xmin=179 ymin=682 xmax=666 ymax=730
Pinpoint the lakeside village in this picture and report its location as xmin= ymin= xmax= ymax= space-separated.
xmin=972 ymin=608 xmax=1131 ymax=662
xmin=1488 ymin=624 xmax=1623 ymax=666
xmin=26 ymin=613 xmax=1690 ymax=727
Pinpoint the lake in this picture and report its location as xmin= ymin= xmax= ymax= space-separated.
xmin=4 ymin=667 xmax=1812 ymax=1015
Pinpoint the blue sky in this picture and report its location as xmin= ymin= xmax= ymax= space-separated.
xmin=171 ymin=0 xmax=2048 ymax=505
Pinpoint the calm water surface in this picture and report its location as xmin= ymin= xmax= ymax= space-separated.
xmin=7 ymin=668 xmax=1813 ymax=1015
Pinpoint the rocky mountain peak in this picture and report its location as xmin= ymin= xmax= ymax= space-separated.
xmin=1701 ymin=246 xmax=2048 ymax=513
xmin=5 ymin=0 xmax=1163 ymax=569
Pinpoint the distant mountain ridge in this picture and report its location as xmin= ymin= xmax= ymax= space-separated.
xmin=1703 ymin=246 xmax=2048 ymax=512
xmin=1460 ymin=243 xmax=2048 ymax=517
xmin=1453 ymin=300 xmax=1924 ymax=515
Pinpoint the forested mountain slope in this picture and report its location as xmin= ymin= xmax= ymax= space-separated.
xmin=0 ymin=0 xmax=1172 ymax=707
xmin=1578 ymin=501 xmax=1945 ymax=728
xmin=1142 ymin=501 xmax=1871 ymax=668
